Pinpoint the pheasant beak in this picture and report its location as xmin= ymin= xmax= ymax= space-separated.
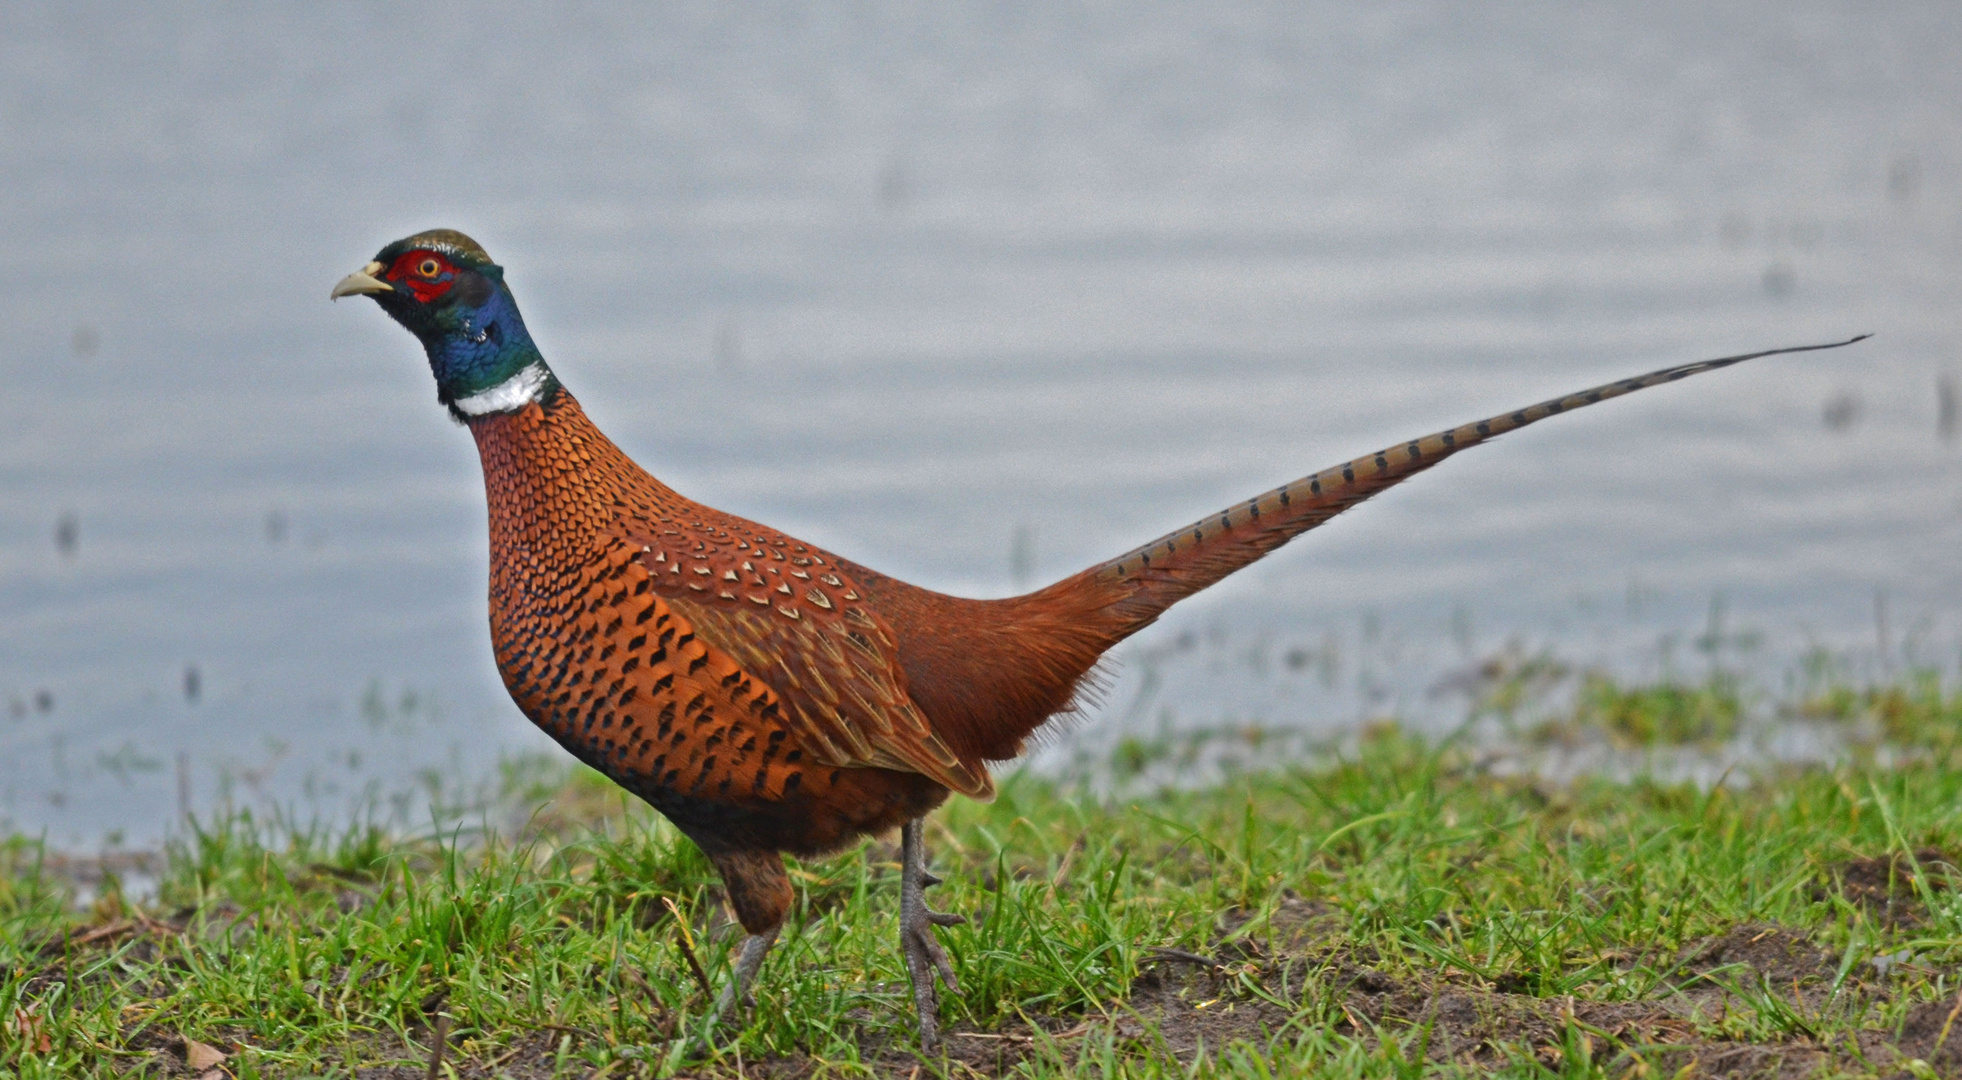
xmin=330 ymin=261 xmax=394 ymax=300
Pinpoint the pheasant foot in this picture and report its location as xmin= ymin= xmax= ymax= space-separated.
xmin=899 ymin=817 xmax=965 ymax=1051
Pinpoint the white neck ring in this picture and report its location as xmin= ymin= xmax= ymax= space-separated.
xmin=453 ymin=362 xmax=550 ymax=416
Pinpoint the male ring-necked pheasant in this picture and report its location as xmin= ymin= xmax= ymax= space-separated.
xmin=334 ymin=229 xmax=1860 ymax=1048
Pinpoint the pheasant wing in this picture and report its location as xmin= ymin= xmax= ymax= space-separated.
xmin=625 ymin=525 xmax=993 ymax=798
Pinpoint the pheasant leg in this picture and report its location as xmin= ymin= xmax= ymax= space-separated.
xmin=899 ymin=817 xmax=965 ymax=1050
xmin=711 ymin=927 xmax=780 ymax=1022
xmin=698 ymin=849 xmax=793 ymax=1037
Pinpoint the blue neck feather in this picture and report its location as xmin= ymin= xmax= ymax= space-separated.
xmin=417 ymin=271 xmax=555 ymax=410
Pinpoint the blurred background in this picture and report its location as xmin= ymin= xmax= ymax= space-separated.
xmin=1 ymin=2 xmax=1957 ymax=846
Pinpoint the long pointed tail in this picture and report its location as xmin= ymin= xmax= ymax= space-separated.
xmin=1061 ymin=335 xmax=1868 ymax=635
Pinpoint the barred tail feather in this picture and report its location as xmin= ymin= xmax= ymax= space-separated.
xmin=1067 ymin=335 xmax=1867 ymax=635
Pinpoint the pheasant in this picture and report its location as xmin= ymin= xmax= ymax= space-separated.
xmin=333 ymin=229 xmax=1860 ymax=1048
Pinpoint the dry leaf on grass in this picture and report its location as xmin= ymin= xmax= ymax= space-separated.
xmin=184 ymin=1036 xmax=229 ymax=1070
xmin=12 ymin=1007 xmax=52 ymax=1053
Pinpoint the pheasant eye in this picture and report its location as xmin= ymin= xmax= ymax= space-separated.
xmin=417 ymin=257 xmax=443 ymax=278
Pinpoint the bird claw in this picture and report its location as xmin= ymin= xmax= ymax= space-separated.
xmin=904 ymin=908 xmax=962 ymax=997
xmin=903 ymin=872 xmax=964 ymax=997
xmin=900 ymin=818 xmax=964 ymax=1051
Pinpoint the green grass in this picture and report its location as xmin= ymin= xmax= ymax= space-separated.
xmin=4 ymin=672 xmax=1962 ymax=1077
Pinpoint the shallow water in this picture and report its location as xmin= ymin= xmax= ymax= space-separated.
xmin=2 ymin=2 xmax=1959 ymax=845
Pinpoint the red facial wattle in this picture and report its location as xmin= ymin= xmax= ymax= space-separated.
xmin=384 ymin=250 xmax=458 ymax=303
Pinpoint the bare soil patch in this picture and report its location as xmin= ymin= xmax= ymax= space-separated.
xmin=1682 ymin=922 xmax=1841 ymax=992
xmin=1823 ymin=849 xmax=1958 ymax=928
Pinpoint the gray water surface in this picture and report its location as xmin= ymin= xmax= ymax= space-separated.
xmin=3 ymin=2 xmax=1959 ymax=844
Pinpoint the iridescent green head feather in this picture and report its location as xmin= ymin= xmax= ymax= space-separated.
xmin=333 ymin=229 xmax=558 ymax=419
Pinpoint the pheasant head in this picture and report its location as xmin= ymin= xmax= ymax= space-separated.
xmin=332 ymin=229 xmax=556 ymax=419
